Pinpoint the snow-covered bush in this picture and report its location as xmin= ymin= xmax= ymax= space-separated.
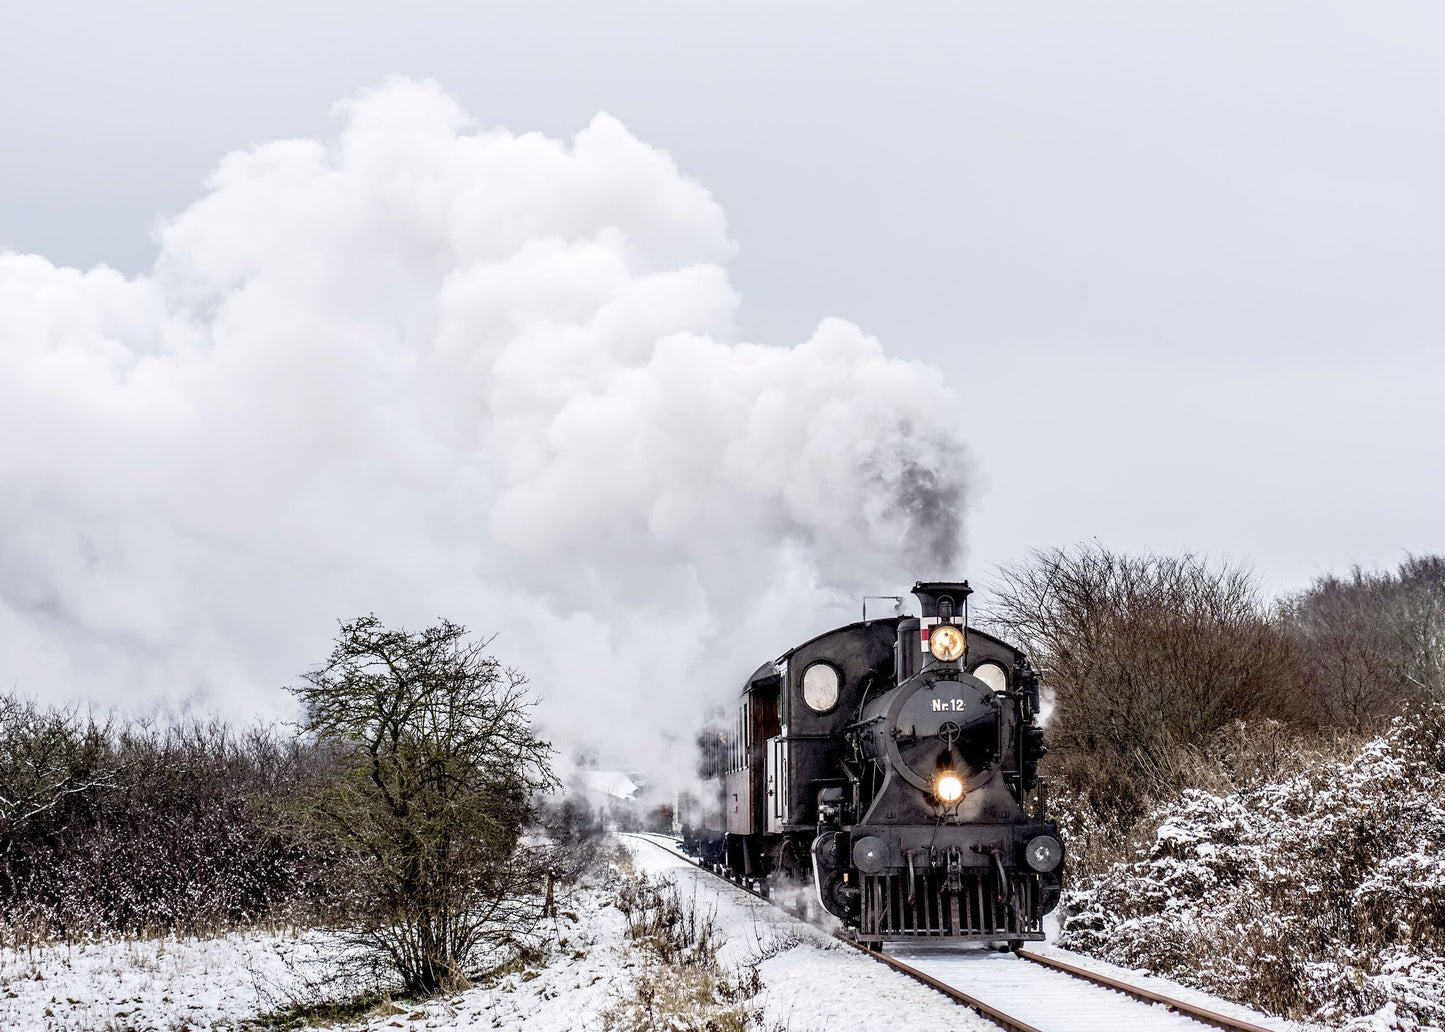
xmin=1060 ymin=704 xmax=1445 ymax=1030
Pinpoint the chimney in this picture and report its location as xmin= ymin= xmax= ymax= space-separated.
xmin=911 ymin=581 xmax=972 ymax=622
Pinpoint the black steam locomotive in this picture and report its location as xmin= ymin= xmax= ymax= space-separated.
xmin=683 ymin=581 xmax=1062 ymax=947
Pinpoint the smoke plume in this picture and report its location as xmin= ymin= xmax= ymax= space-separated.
xmin=0 ymin=78 xmax=968 ymax=771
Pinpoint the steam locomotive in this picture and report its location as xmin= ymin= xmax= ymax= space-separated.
xmin=682 ymin=581 xmax=1062 ymax=947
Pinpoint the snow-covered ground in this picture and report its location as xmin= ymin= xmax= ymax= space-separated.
xmin=892 ymin=942 xmax=1316 ymax=1032
xmin=1020 ymin=941 xmax=1323 ymax=1032
xmin=621 ymin=835 xmax=995 ymax=1032
xmin=0 ymin=833 xmax=1319 ymax=1032
xmin=0 ymin=928 xmax=354 ymax=1031
xmin=0 ymin=836 xmax=987 ymax=1031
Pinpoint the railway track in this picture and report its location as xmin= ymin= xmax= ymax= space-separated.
xmin=623 ymin=833 xmax=1289 ymax=1032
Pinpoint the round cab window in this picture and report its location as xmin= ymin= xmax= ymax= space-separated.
xmin=972 ymin=661 xmax=1009 ymax=694
xmin=802 ymin=663 xmax=840 ymax=712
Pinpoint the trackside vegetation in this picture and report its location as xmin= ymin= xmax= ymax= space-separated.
xmin=288 ymin=616 xmax=559 ymax=994
xmin=983 ymin=546 xmax=1445 ymax=1031
xmin=1 ymin=553 xmax=1442 ymax=1028
xmin=0 ymin=616 xmax=559 ymax=1000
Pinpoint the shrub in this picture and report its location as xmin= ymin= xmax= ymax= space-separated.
xmin=1059 ymin=703 xmax=1445 ymax=1030
xmin=288 ymin=616 xmax=558 ymax=994
xmin=0 ymin=699 xmax=334 ymax=941
xmin=981 ymin=545 xmax=1312 ymax=872
xmin=1282 ymin=555 xmax=1445 ymax=731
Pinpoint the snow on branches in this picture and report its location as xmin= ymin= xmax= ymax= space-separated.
xmin=1060 ymin=705 xmax=1445 ymax=1031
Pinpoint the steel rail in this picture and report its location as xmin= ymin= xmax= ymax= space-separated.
xmin=1014 ymin=950 xmax=1279 ymax=1032
xmin=839 ymin=938 xmax=1047 ymax=1032
xmin=624 ymin=835 xmax=1044 ymax=1032
xmin=622 ymin=835 xmax=1276 ymax=1032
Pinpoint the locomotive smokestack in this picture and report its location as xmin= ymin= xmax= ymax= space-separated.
xmin=911 ymin=581 xmax=973 ymax=620
xmin=898 ymin=581 xmax=973 ymax=681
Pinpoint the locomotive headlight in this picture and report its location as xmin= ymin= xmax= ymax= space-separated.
xmin=935 ymin=773 xmax=965 ymax=802
xmin=1024 ymin=835 xmax=1063 ymax=872
xmin=929 ymin=624 xmax=965 ymax=662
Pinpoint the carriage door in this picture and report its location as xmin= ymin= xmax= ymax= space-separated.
xmin=748 ymin=677 xmax=781 ymax=835
xmin=766 ymin=737 xmax=789 ymax=833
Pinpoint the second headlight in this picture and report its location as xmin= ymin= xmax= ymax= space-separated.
xmin=929 ymin=624 xmax=965 ymax=661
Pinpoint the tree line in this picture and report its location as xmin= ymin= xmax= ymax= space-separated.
xmin=0 ymin=616 xmax=558 ymax=996
xmin=4 ymin=553 xmax=1438 ymax=991
xmin=981 ymin=545 xmax=1445 ymax=869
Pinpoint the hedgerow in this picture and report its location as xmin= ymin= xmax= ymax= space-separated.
xmin=1060 ymin=704 xmax=1445 ymax=1030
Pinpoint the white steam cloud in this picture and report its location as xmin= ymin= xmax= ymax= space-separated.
xmin=0 ymin=78 xmax=968 ymax=771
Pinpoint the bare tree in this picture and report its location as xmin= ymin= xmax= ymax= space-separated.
xmin=1391 ymin=555 xmax=1445 ymax=700
xmin=1282 ymin=571 xmax=1398 ymax=730
xmin=0 ymin=700 xmax=330 ymax=941
xmin=1282 ymin=554 xmax=1445 ymax=730
xmin=0 ymin=698 xmax=115 ymax=906
xmin=289 ymin=616 xmax=558 ymax=995
xmin=981 ymin=545 xmax=1303 ymax=821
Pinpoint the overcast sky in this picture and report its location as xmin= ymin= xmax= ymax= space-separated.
xmin=1 ymin=3 xmax=1442 ymax=748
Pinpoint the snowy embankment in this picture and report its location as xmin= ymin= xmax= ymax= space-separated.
xmin=1061 ymin=707 xmax=1445 ymax=1032
xmin=618 ymin=836 xmax=993 ymax=1032
xmin=0 ymin=929 xmax=350 ymax=1031
xmin=0 ymin=836 xmax=989 ymax=1031
xmin=1 ymin=826 xmax=1344 ymax=1032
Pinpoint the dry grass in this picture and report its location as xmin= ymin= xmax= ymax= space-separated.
xmin=602 ymin=854 xmax=775 ymax=1032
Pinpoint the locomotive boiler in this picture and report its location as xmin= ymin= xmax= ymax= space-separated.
xmin=683 ymin=581 xmax=1062 ymax=947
